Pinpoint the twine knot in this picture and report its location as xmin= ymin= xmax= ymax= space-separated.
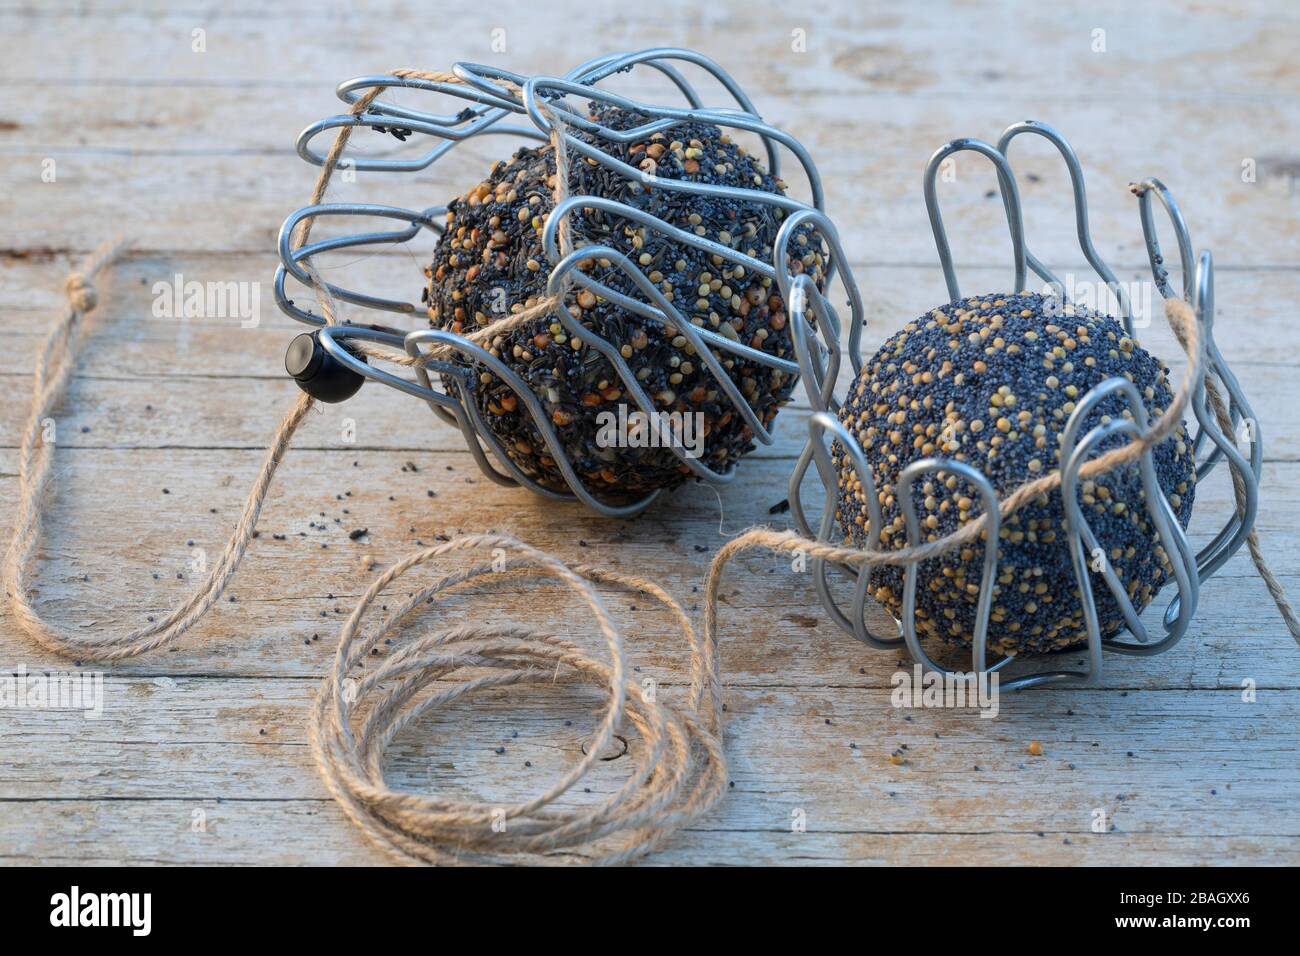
xmin=64 ymin=273 xmax=97 ymax=312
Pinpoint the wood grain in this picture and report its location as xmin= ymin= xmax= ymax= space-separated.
xmin=1 ymin=0 xmax=1297 ymax=866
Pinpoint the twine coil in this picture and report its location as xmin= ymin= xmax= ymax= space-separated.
xmin=312 ymin=534 xmax=724 ymax=865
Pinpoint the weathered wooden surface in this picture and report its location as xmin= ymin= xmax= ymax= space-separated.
xmin=1 ymin=0 xmax=1297 ymax=866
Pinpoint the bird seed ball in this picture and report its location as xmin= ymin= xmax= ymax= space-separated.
xmin=834 ymin=293 xmax=1196 ymax=655
xmin=425 ymin=102 xmax=827 ymax=501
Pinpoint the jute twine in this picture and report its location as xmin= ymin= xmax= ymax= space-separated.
xmin=311 ymin=534 xmax=725 ymax=864
xmin=5 ymin=70 xmax=1295 ymax=861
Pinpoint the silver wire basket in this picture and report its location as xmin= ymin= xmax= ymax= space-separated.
xmin=781 ymin=120 xmax=1263 ymax=691
xmin=274 ymin=48 xmax=845 ymax=517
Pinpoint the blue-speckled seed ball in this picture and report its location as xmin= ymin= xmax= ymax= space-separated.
xmin=834 ymin=292 xmax=1196 ymax=655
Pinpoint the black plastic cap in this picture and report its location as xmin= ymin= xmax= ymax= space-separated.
xmin=285 ymin=331 xmax=366 ymax=403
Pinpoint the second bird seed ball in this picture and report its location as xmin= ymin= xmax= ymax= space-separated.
xmin=425 ymin=102 xmax=827 ymax=501
xmin=835 ymin=293 xmax=1196 ymax=655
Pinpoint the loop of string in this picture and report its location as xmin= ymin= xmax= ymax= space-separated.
xmin=3 ymin=238 xmax=316 ymax=662
xmin=312 ymin=533 xmax=725 ymax=865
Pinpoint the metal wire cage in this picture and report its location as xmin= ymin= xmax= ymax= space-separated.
xmin=781 ymin=120 xmax=1262 ymax=691
xmin=274 ymin=48 xmax=845 ymax=517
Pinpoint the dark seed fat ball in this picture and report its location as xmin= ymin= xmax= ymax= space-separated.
xmin=425 ymin=102 xmax=827 ymax=501
xmin=835 ymin=292 xmax=1196 ymax=655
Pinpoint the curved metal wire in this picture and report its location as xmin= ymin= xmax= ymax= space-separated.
xmin=275 ymin=49 xmax=831 ymax=517
xmin=788 ymin=122 xmax=1264 ymax=692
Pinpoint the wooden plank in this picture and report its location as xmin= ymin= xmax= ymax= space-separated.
xmin=2 ymin=445 xmax=1298 ymax=689
xmin=3 ymin=255 xmax=1298 ymax=371
xmin=3 ymin=0 xmax=1298 ymax=101
xmin=0 ymin=362 xmax=1296 ymax=462
xmin=3 ymin=801 xmax=1291 ymax=866
xmin=3 ymin=98 xmax=1298 ymax=264
xmin=1 ymin=679 xmax=1296 ymax=864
